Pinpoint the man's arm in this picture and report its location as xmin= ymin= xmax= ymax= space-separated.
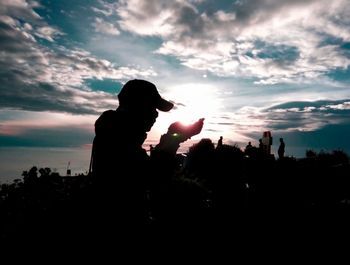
xmin=155 ymin=118 xmax=204 ymax=155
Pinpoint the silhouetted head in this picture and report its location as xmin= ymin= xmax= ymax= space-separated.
xmin=118 ymin=79 xmax=174 ymax=132
xmin=280 ymin=138 xmax=284 ymax=142
xmin=118 ymin=79 xmax=173 ymax=112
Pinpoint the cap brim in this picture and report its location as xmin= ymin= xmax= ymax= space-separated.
xmin=157 ymin=98 xmax=174 ymax=112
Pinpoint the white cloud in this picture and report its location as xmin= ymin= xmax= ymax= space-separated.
xmin=117 ymin=0 xmax=176 ymax=36
xmin=93 ymin=17 xmax=120 ymax=36
xmin=115 ymin=0 xmax=350 ymax=84
xmin=0 ymin=0 xmax=63 ymax=43
xmin=34 ymin=26 xmax=63 ymax=42
xmin=0 ymin=14 xmax=17 ymax=26
xmin=0 ymin=0 xmax=41 ymax=20
xmin=91 ymin=6 xmax=113 ymax=17
xmin=324 ymin=102 xmax=350 ymax=110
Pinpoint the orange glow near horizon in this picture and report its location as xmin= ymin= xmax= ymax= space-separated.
xmin=0 ymin=111 xmax=96 ymax=136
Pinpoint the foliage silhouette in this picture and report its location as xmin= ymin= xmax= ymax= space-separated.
xmin=1 ymin=142 xmax=350 ymax=243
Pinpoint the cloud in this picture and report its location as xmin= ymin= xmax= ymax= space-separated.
xmin=0 ymin=110 xmax=96 ymax=147
xmin=116 ymin=0 xmax=178 ymax=36
xmin=202 ymin=98 xmax=350 ymax=143
xmin=34 ymin=25 xmax=63 ymax=41
xmin=91 ymin=6 xmax=113 ymax=17
xmin=115 ymin=0 xmax=350 ymax=84
xmin=0 ymin=110 xmax=96 ymax=135
xmin=0 ymin=0 xmax=63 ymax=41
xmin=0 ymin=0 xmax=41 ymax=21
xmin=206 ymin=98 xmax=350 ymax=154
xmin=0 ymin=0 xmax=157 ymax=114
xmin=0 ymin=126 xmax=94 ymax=147
xmin=260 ymin=99 xmax=350 ymax=132
xmin=93 ymin=17 xmax=120 ymax=36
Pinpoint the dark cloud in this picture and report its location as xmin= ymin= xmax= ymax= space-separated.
xmin=0 ymin=71 xmax=117 ymax=115
xmin=0 ymin=126 xmax=94 ymax=147
xmin=232 ymin=0 xmax=317 ymax=25
xmin=267 ymin=99 xmax=350 ymax=112
xmin=288 ymin=123 xmax=350 ymax=150
xmin=264 ymin=99 xmax=350 ymax=131
xmin=0 ymin=1 xmax=156 ymax=115
xmin=215 ymin=122 xmax=236 ymax=126
xmin=174 ymin=4 xmax=206 ymax=39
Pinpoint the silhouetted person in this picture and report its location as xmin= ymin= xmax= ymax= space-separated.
xmin=245 ymin=141 xmax=252 ymax=152
xmin=278 ymin=138 xmax=285 ymax=159
xmin=90 ymin=79 xmax=204 ymax=235
xmin=217 ymin=136 xmax=223 ymax=148
xmin=259 ymin=139 xmax=263 ymax=150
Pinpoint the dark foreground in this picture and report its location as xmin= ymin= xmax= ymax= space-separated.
xmin=1 ymin=142 xmax=350 ymax=247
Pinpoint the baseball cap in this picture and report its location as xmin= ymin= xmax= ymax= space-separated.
xmin=118 ymin=79 xmax=174 ymax=112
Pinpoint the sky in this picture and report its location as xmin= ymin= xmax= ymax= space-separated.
xmin=1 ymin=0 xmax=350 ymax=180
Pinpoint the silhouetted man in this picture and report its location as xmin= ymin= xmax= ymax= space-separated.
xmin=245 ymin=141 xmax=252 ymax=151
xmin=259 ymin=139 xmax=263 ymax=150
xmin=278 ymin=138 xmax=285 ymax=159
xmin=217 ymin=136 xmax=223 ymax=148
xmin=90 ymin=79 xmax=203 ymax=234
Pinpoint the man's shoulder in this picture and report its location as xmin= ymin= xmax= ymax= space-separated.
xmin=100 ymin=109 xmax=117 ymax=118
xmin=97 ymin=109 xmax=118 ymax=121
xmin=95 ymin=110 xmax=119 ymax=133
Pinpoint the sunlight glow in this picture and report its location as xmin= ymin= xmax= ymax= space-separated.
xmin=157 ymin=83 xmax=222 ymax=132
xmin=169 ymin=83 xmax=221 ymax=121
xmin=144 ymin=83 xmax=228 ymax=152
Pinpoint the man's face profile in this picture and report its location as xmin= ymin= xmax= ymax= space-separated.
xmin=136 ymin=107 xmax=158 ymax=132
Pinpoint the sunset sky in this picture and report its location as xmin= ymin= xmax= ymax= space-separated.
xmin=1 ymin=0 xmax=350 ymax=180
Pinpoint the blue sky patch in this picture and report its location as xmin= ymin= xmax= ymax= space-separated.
xmin=85 ymin=78 xmax=123 ymax=94
xmin=255 ymin=42 xmax=299 ymax=63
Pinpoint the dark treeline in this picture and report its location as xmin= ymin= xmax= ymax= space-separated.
xmin=1 ymin=139 xmax=350 ymax=244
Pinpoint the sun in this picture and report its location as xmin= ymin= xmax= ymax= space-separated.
xmin=154 ymin=83 xmax=221 ymax=134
